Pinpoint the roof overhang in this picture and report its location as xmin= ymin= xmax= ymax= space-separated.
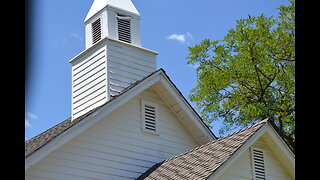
xmin=84 ymin=0 xmax=140 ymax=23
xmin=25 ymin=69 xmax=216 ymax=170
xmin=69 ymin=37 xmax=158 ymax=64
xmin=208 ymin=121 xmax=295 ymax=179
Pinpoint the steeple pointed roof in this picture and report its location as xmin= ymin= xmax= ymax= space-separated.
xmin=84 ymin=0 xmax=140 ymax=22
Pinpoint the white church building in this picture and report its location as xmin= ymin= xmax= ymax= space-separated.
xmin=25 ymin=0 xmax=295 ymax=179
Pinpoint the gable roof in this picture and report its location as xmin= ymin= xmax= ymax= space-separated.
xmin=25 ymin=69 xmax=216 ymax=169
xmin=84 ymin=0 xmax=140 ymax=23
xmin=136 ymin=119 xmax=268 ymax=180
xmin=137 ymin=119 xmax=295 ymax=180
xmin=25 ymin=69 xmax=158 ymax=158
xmin=25 ymin=69 xmax=154 ymax=158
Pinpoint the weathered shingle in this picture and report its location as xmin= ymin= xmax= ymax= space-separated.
xmin=136 ymin=119 xmax=268 ymax=180
xmin=25 ymin=69 xmax=218 ymax=158
xmin=25 ymin=106 xmax=102 ymax=157
xmin=25 ymin=69 xmax=163 ymax=158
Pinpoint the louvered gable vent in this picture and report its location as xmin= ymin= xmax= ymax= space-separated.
xmin=141 ymin=100 xmax=158 ymax=134
xmin=117 ymin=15 xmax=131 ymax=43
xmin=251 ymin=148 xmax=266 ymax=180
xmin=92 ymin=18 xmax=101 ymax=44
xmin=144 ymin=105 xmax=156 ymax=131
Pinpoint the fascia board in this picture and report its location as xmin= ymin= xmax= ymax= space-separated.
xmin=84 ymin=0 xmax=140 ymax=23
xmin=158 ymin=74 xmax=216 ymax=142
xmin=266 ymin=123 xmax=295 ymax=158
xmin=207 ymin=123 xmax=268 ymax=180
xmin=26 ymin=71 xmax=162 ymax=171
xmin=84 ymin=0 xmax=108 ymax=23
xmin=69 ymin=37 xmax=158 ymax=63
xmin=265 ymin=123 xmax=295 ymax=178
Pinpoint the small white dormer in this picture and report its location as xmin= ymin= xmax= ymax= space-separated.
xmin=84 ymin=0 xmax=141 ymax=48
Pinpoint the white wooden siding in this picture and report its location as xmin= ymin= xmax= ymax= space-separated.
xmin=25 ymin=87 xmax=200 ymax=180
xmin=107 ymin=40 xmax=156 ymax=96
xmin=71 ymin=38 xmax=157 ymax=119
xmin=72 ymin=45 xmax=108 ymax=119
xmin=217 ymin=138 xmax=294 ymax=180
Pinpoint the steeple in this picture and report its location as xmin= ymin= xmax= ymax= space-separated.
xmin=84 ymin=0 xmax=141 ymax=49
xmin=84 ymin=0 xmax=139 ymax=22
xmin=70 ymin=0 xmax=158 ymax=119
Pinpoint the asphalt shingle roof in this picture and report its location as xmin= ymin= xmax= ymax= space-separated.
xmin=25 ymin=66 xmax=270 ymax=180
xmin=25 ymin=69 xmax=163 ymax=158
xmin=25 ymin=68 xmax=216 ymax=158
xmin=25 ymin=107 xmax=101 ymax=157
xmin=136 ymin=119 xmax=268 ymax=180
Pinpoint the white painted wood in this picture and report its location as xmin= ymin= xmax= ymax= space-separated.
xmin=250 ymin=146 xmax=266 ymax=180
xmin=84 ymin=0 xmax=140 ymax=23
xmin=26 ymin=87 xmax=201 ymax=180
xmin=84 ymin=0 xmax=140 ymax=48
xmin=71 ymin=35 xmax=157 ymax=119
xmin=206 ymin=122 xmax=294 ymax=180
xmin=108 ymin=41 xmax=156 ymax=63
xmin=208 ymin=124 xmax=268 ymax=180
xmin=216 ymin=138 xmax=294 ymax=180
xmin=141 ymin=99 xmax=159 ymax=134
xmin=153 ymin=76 xmax=216 ymax=144
xmin=263 ymin=126 xmax=295 ymax=178
xmin=26 ymin=70 xmax=215 ymax=172
xmin=109 ymin=67 xmax=145 ymax=82
xmin=109 ymin=60 xmax=150 ymax=77
xmin=107 ymin=39 xmax=156 ymax=96
xmin=71 ymin=45 xmax=108 ymax=119
xmin=73 ymin=82 xmax=106 ymax=104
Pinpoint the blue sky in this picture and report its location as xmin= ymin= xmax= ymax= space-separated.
xmin=26 ymin=0 xmax=290 ymax=140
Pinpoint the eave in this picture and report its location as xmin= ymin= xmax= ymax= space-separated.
xmin=25 ymin=69 xmax=216 ymax=170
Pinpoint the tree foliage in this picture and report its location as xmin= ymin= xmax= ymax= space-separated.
xmin=187 ymin=0 xmax=295 ymax=149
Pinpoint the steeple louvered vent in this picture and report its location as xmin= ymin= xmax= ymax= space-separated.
xmin=92 ymin=18 xmax=101 ymax=44
xmin=117 ymin=15 xmax=131 ymax=43
xmin=251 ymin=148 xmax=266 ymax=180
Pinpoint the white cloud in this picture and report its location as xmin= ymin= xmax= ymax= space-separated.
xmin=167 ymin=32 xmax=193 ymax=45
xmin=27 ymin=112 xmax=38 ymax=119
xmin=25 ymin=112 xmax=38 ymax=128
xmin=25 ymin=119 xmax=31 ymax=128
xmin=70 ymin=32 xmax=83 ymax=42
xmin=167 ymin=33 xmax=186 ymax=43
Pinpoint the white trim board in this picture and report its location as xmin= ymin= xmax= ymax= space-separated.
xmin=207 ymin=121 xmax=295 ymax=179
xmin=25 ymin=70 xmax=216 ymax=170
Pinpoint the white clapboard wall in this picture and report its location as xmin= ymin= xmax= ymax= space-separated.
xmin=25 ymin=87 xmax=200 ymax=180
xmin=71 ymin=38 xmax=157 ymax=119
xmin=215 ymin=138 xmax=294 ymax=180
xmin=71 ymin=43 xmax=108 ymax=119
xmin=107 ymin=39 xmax=156 ymax=96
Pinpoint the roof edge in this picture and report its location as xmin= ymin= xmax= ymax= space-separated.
xmin=206 ymin=119 xmax=269 ymax=179
xmin=84 ymin=0 xmax=140 ymax=23
xmin=25 ymin=68 xmax=217 ymax=170
xmin=157 ymin=70 xmax=217 ymax=140
xmin=136 ymin=119 xmax=268 ymax=180
xmin=69 ymin=37 xmax=158 ymax=64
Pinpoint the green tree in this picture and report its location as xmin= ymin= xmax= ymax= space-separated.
xmin=187 ymin=0 xmax=295 ymax=150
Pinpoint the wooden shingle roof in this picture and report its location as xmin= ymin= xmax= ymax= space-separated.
xmin=136 ymin=119 xmax=268 ymax=180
